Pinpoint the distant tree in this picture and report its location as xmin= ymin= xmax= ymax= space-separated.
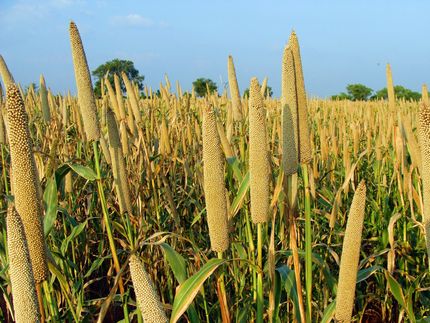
xmin=192 ymin=78 xmax=217 ymax=97
xmin=263 ymin=86 xmax=273 ymax=98
xmin=372 ymin=85 xmax=421 ymax=101
xmin=25 ymin=82 xmax=38 ymax=94
xmin=92 ymin=59 xmax=144 ymax=98
xmin=331 ymin=83 xmax=373 ymax=101
xmin=331 ymin=92 xmax=351 ymax=100
xmin=243 ymin=85 xmax=273 ymax=98
xmin=345 ymin=84 xmax=373 ymax=101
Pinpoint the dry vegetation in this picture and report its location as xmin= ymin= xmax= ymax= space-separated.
xmin=0 ymin=21 xmax=429 ymax=322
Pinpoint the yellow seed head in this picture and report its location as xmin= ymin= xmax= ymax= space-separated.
xmin=217 ymin=121 xmax=234 ymax=159
xmin=99 ymin=134 xmax=111 ymax=164
xmin=227 ymin=55 xmax=243 ymax=121
xmin=114 ymin=73 xmax=127 ymax=120
xmin=202 ymin=105 xmax=229 ymax=252
xmin=335 ymin=180 xmax=367 ymax=323
xmin=422 ymin=84 xmax=429 ymax=106
xmin=0 ymin=55 xmax=15 ymax=87
xmin=418 ymin=104 xmax=430 ymax=261
xmin=281 ymin=45 xmax=299 ymax=176
xmin=260 ymin=77 xmax=268 ymax=97
xmin=6 ymin=205 xmax=41 ymax=323
xmin=6 ymin=84 xmax=48 ymax=283
xmin=129 ymin=255 xmax=168 ymax=323
xmin=69 ymin=21 xmax=100 ymax=141
xmin=386 ymin=63 xmax=396 ymax=109
xmin=249 ymin=78 xmax=270 ymax=223
xmin=39 ymin=75 xmax=51 ymax=122
xmin=289 ymin=31 xmax=312 ymax=164
xmin=107 ymin=109 xmax=132 ymax=215
xmin=104 ymin=76 xmax=121 ymax=120
xmin=122 ymin=72 xmax=141 ymax=124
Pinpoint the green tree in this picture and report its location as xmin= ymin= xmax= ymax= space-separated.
xmin=192 ymin=78 xmax=217 ymax=97
xmin=92 ymin=59 xmax=144 ymax=97
xmin=345 ymin=84 xmax=373 ymax=101
xmin=372 ymin=85 xmax=421 ymax=101
xmin=263 ymin=86 xmax=273 ymax=98
xmin=331 ymin=92 xmax=351 ymax=100
xmin=331 ymin=83 xmax=373 ymax=101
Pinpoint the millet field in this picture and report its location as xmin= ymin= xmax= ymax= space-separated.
xmin=0 ymin=21 xmax=429 ymax=323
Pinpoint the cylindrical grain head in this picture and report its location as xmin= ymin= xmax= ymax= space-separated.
xmin=335 ymin=180 xmax=367 ymax=322
xmin=114 ymin=73 xmax=126 ymax=121
xmin=386 ymin=63 xmax=396 ymax=110
xmin=0 ymin=55 xmax=15 ymax=87
xmin=69 ymin=21 xmax=101 ymax=141
xmin=422 ymin=84 xmax=429 ymax=106
xmin=6 ymin=84 xmax=48 ymax=283
xmin=260 ymin=77 xmax=268 ymax=97
xmin=227 ymin=55 xmax=243 ymax=121
xmin=249 ymin=78 xmax=270 ymax=223
xmin=107 ymin=108 xmax=132 ymax=215
xmin=418 ymin=104 xmax=430 ymax=261
xmin=104 ymin=76 xmax=121 ymax=120
xmin=129 ymin=255 xmax=168 ymax=323
xmin=122 ymin=72 xmax=141 ymax=124
xmin=159 ymin=117 xmax=171 ymax=156
xmin=217 ymin=121 xmax=235 ymax=159
xmin=39 ymin=75 xmax=51 ymax=122
xmin=289 ymin=31 xmax=312 ymax=164
xmin=6 ymin=205 xmax=40 ymax=323
xmin=99 ymin=134 xmax=111 ymax=164
xmin=281 ymin=45 xmax=299 ymax=176
xmin=202 ymin=105 xmax=229 ymax=252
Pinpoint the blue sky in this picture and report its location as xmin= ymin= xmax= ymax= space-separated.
xmin=0 ymin=0 xmax=429 ymax=98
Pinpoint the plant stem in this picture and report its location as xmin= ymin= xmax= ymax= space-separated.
xmin=92 ymin=141 xmax=125 ymax=295
xmin=302 ymin=164 xmax=312 ymax=323
xmin=256 ymin=222 xmax=264 ymax=323
xmin=288 ymin=208 xmax=306 ymax=323
xmin=286 ymin=173 xmax=305 ymax=323
xmin=43 ymin=280 xmax=58 ymax=320
xmin=1 ymin=144 xmax=9 ymax=195
xmin=217 ymin=251 xmax=230 ymax=323
xmin=36 ymin=282 xmax=46 ymax=323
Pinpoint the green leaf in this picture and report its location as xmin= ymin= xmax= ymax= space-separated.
xmin=321 ymin=301 xmax=336 ymax=323
xmin=387 ymin=272 xmax=406 ymax=308
xmin=160 ymin=243 xmax=187 ymax=283
xmin=160 ymin=243 xmax=200 ymax=323
xmin=227 ymin=156 xmax=243 ymax=182
xmin=170 ymin=258 xmax=226 ymax=323
xmin=43 ymin=176 xmax=58 ymax=236
xmin=54 ymin=163 xmax=72 ymax=188
xmin=61 ymin=220 xmax=88 ymax=254
xmin=230 ymin=171 xmax=249 ymax=218
xmin=237 ymin=303 xmax=251 ymax=323
xmin=84 ymin=255 xmax=110 ymax=278
xmin=357 ymin=265 xmax=382 ymax=284
xmin=68 ymin=163 xmax=97 ymax=181
xmin=276 ymin=265 xmax=301 ymax=323
xmin=273 ymin=268 xmax=282 ymax=321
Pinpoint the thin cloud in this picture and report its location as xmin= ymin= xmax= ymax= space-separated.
xmin=111 ymin=14 xmax=154 ymax=27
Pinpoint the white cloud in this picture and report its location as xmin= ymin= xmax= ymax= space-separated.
xmin=111 ymin=14 xmax=154 ymax=27
xmin=0 ymin=0 xmax=86 ymax=24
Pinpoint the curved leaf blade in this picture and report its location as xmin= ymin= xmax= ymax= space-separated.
xmin=69 ymin=163 xmax=97 ymax=181
xmin=170 ymin=258 xmax=226 ymax=323
xmin=160 ymin=243 xmax=187 ymax=283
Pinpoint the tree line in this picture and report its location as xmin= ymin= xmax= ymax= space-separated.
xmin=24 ymin=58 xmax=425 ymax=102
xmin=331 ymin=83 xmax=423 ymax=101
